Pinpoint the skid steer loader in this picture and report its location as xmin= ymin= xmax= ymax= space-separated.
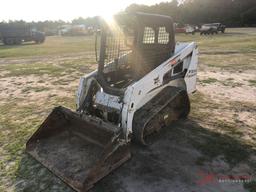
xmin=26 ymin=13 xmax=198 ymax=191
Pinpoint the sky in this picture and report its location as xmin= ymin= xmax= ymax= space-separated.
xmin=1 ymin=0 xmax=171 ymax=22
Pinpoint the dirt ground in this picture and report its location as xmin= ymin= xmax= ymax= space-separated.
xmin=0 ymin=28 xmax=256 ymax=192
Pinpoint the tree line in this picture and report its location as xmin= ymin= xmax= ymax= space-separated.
xmin=125 ymin=0 xmax=256 ymax=27
xmin=1 ymin=0 xmax=255 ymax=35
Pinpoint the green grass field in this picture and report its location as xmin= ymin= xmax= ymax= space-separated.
xmin=1 ymin=28 xmax=256 ymax=58
xmin=0 ymin=28 xmax=256 ymax=192
xmin=0 ymin=36 xmax=95 ymax=58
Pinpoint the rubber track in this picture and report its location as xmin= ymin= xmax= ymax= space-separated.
xmin=132 ymin=86 xmax=190 ymax=145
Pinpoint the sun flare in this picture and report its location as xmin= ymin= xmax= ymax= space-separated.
xmin=101 ymin=12 xmax=115 ymax=23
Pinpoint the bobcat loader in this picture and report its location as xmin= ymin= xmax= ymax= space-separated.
xmin=26 ymin=13 xmax=198 ymax=191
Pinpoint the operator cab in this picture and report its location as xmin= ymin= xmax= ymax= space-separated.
xmin=97 ymin=12 xmax=175 ymax=95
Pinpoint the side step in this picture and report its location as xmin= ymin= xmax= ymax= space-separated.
xmin=26 ymin=106 xmax=131 ymax=192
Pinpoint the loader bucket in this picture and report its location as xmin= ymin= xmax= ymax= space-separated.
xmin=26 ymin=106 xmax=131 ymax=192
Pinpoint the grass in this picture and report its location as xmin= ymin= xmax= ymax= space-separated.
xmin=223 ymin=82 xmax=243 ymax=87
xmin=200 ymin=53 xmax=256 ymax=71
xmin=190 ymin=92 xmax=219 ymax=120
xmin=199 ymin=77 xmax=243 ymax=87
xmin=0 ymin=103 xmax=39 ymax=176
xmin=0 ymin=28 xmax=255 ymax=59
xmin=0 ymin=63 xmax=66 ymax=77
xmin=0 ymin=58 xmax=96 ymax=78
xmin=176 ymin=28 xmax=256 ymax=53
xmin=177 ymin=28 xmax=256 ymax=71
xmin=21 ymin=86 xmax=50 ymax=93
xmin=191 ymin=128 xmax=250 ymax=166
xmin=248 ymin=79 xmax=256 ymax=87
xmin=0 ymin=97 xmax=76 ymax=191
xmin=200 ymin=78 xmax=218 ymax=84
xmin=0 ymin=28 xmax=256 ymax=191
xmin=0 ymin=36 xmax=95 ymax=58
xmin=190 ymin=91 xmax=255 ymax=166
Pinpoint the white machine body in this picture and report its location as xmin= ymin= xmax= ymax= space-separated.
xmin=77 ymin=42 xmax=198 ymax=140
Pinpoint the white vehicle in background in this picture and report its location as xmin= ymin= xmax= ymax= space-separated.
xmin=185 ymin=24 xmax=196 ymax=35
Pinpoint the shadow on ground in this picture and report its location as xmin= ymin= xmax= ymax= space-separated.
xmin=15 ymin=119 xmax=255 ymax=192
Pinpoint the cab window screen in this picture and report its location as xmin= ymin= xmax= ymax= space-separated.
xmin=143 ymin=27 xmax=155 ymax=44
xmin=158 ymin=27 xmax=169 ymax=44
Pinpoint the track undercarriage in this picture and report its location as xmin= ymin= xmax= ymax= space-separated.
xmin=133 ymin=86 xmax=190 ymax=145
